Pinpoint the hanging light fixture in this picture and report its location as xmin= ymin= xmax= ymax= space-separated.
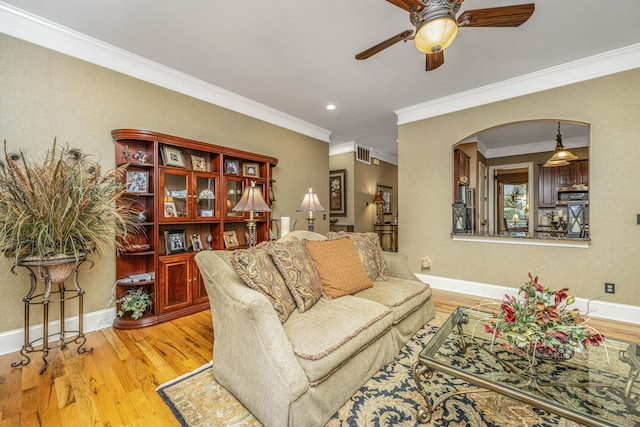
xmin=413 ymin=1 xmax=460 ymax=54
xmin=544 ymin=122 xmax=577 ymax=167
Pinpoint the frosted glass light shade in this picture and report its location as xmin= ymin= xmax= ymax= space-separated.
xmin=414 ymin=16 xmax=458 ymax=54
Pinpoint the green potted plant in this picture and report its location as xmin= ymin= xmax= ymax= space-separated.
xmin=116 ymin=287 xmax=152 ymax=319
xmin=0 ymin=139 xmax=138 ymax=280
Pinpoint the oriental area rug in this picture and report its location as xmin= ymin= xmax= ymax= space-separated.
xmin=158 ymin=313 xmax=624 ymax=427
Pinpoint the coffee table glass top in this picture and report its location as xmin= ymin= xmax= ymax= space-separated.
xmin=417 ymin=307 xmax=639 ymax=427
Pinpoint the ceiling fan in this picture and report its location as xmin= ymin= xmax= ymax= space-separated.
xmin=356 ymin=0 xmax=534 ymax=71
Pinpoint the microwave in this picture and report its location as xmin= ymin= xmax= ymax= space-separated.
xmin=557 ymin=186 xmax=588 ymax=205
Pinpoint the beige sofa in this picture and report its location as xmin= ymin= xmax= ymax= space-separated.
xmin=194 ymin=231 xmax=434 ymax=427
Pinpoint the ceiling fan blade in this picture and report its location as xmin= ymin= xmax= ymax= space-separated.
xmin=425 ymin=51 xmax=444 ymax=71
xmin=356 ymin=30 xmax=414 ymax=60
xmin=386 ymin=0 xmax=425 ymax=13
xmin=457 ymin=3 xmax=534 ymax=27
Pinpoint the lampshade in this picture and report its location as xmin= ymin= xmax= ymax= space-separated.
xmin=544 ymin=122 xmax=577 ymax=167
xmin=414 ymin=15 xmax=458 ymax=54
xmin=232 ymin=181 xmax=271 ymax=214
xmin=296 ymin=188 xmax=325 ymax=213
xmin=372 ymin=193 xmax=384 ymax=204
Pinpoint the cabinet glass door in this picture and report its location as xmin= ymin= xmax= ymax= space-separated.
xmin=161 ymin=170 xmax=189 ymax=220
xmin=195 ymin=174 xmax=218 ymax=220
xmin=225 ymin=178 xmax=244 ymax=218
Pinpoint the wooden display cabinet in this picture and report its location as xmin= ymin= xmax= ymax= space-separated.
xmin=112 ymin=129 xmax=277 ymax=329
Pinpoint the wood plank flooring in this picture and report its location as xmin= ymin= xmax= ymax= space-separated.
xmin=0 ymin=289 xmax=638 ymax=426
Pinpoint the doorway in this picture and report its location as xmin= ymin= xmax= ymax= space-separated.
xmin=488 ymin=163 xmax=533 ymax=235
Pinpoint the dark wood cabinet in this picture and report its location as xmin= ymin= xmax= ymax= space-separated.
xmin=454 ymin=149 xmax=471 ymax=186
xmin=374 ymin=224 xmax=398 ymax=252
xmin=538 ymin=159 xmax=588 ymax=208
xmin=112 ymin=129 xmax=277 ymax=329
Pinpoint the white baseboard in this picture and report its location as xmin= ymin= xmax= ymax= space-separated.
xmin=0 ymin=307 xmax=117 ymax=356
xmin=417 ymin=273 xmax=640 ymax=326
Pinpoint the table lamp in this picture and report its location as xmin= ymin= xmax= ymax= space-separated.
xmin=232 ymin=181 xmax=271 ymax=247
xmin=296 ymin=188 xmax=325 ymax=232
xmin=372 ymin=193 xmax=384 ymax=224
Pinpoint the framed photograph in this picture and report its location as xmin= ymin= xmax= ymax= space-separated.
xmin=224 ymin=159 xmax=240 ymax=175
xmin=161 ymin=145 xmax=186 ymax=168
xmin=223 ymin=230 xmax=239 ymax=248
xmin=377 ymin=184 xmax=393 ymax=215
xmin=191 ymin=155 xmax=207 ymax=171
xmin=164 ymin=230 xmax=186 ymax=254
xmin=191 ymin=234 xmax=203 ymax=251
xmin=200 ymin=209 xmax=214 ymax=217
xmin=329 ymin=169 xmax=347 ymax=217
xmin=163 ymin=202 xmax=177 ymax=218
xmin=242 ymin=162 xmax=260 ymax=178
xmin=126 ymin=171 xmax=149 ymax=193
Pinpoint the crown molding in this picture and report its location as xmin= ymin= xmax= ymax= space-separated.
xmin=0 ymin=2 xmax=332 ymax=143
xmin=396 ymin=43 xmax=640 ymax=124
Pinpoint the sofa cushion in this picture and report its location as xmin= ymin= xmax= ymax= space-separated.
xmin=267 ymin=239 xmax=323 ymax=312
xmin=283 ymin=295 xmax=393 ymax=385
xmin=230 ymin=243 xmax=296 ymax=323
xmin=354 ymin=277 xmax=431 ymax=324
xmin=304 ymin=238 xmax=374 ymax=299
xmin=327 ymin=231 xmax=388 ymax=281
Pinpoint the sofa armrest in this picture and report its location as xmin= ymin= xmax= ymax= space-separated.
xmin=195 ymin=251 xmax=309 ymax=408
xmin=382 ymin=252 xmax=420 ymax=282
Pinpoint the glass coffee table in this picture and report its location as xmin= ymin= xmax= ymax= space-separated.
xmin=412 ymin=307 xmax=639 ymax=426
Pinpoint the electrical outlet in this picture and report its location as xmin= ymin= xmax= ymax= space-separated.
xmin=604 ymin=282 xmax=615 ymax=294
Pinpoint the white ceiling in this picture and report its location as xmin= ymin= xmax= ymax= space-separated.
xmin=2 ymin=0 xmax=640 ymax=160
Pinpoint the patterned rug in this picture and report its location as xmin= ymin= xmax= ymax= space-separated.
xmin=157 ymin=315 xmax=617 ymax=427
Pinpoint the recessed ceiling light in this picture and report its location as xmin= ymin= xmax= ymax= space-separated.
xmin=326 ymin=104 xmax=337 ymax=110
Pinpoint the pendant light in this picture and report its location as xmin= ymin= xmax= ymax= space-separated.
xmin=543 ymin=122 xmax=577 ymax=167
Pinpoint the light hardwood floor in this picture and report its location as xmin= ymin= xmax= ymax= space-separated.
xmin=0 ymin=289 xmax=638 ymax=426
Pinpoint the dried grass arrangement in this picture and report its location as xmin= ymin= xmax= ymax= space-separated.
xmin=0 ymin=139 xmax=138 ymax=264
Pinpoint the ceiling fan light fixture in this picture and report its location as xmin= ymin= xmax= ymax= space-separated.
xmin=414 ymin=16 xmax=458 ymax=54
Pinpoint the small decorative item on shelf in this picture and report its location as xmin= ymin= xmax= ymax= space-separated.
xmin=206 ymin=233 xmax=214 ymax=250
xmin=484 ymin=273 xmax=604 ymax=361
xmin=117 ymin=288 xmax=152 ymax=320
xmin=132 ymin=150 xmax=148 ymax=164
xmin=191 ymin=155 xmax=206 ymax=171
xmin=122 ymin=243 xmax=151 ymax=253
xmin=126 ymin=171 xmax=149 ymax=193
xmin=191 ymin=234 xmax=203 ymax=251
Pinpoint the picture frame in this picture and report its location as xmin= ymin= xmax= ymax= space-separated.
xmin=126 ymin=171 xmax=149 ymax=193
xmin=191 ymin=155 xmax=207 ymax=171
xmin=161 ymin=145 xmax=186 ymax=168
xmin=224 ymin=159 xmax=240 ymax=175
xmin=377 ymin=184 xmax=393 ymax=215
xmin=191 ymin=234 xmax=203 ymax=251
xmin=200 ymin=209 xmax=214 ymax=217
xmin=223 ymin=230 xmax=239 ymax=248
xmin=329 ymin=169 xmax=347 ymax=217
xmin=164 ymin=230 xmax=186 ymax=254
xmin=163 ymin=202 xmax=178 ymax=218
xmin=242 ymin=162 xmax=260 ymax=178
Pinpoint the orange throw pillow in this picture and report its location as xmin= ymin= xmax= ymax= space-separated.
xmin=304 ymin=238 xmax=373 ymax=299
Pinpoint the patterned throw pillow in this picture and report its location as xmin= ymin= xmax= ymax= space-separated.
xmin=267 ymin=239 xmax=323 ymax=312
xmin=230 ymin=243 xmax=296 ymax=323
xmin=304 ymin=237 xmax=374 ymax=299
xmin=327 ymin=231 xmax=388 ymax=281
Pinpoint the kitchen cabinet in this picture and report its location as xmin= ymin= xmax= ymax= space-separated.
xmin=112 ymin=128 xmax=277 ymax=329
xmin=556 ymin=159 xmax=589 ymax=187
xmin=454 ymin=149 xmax=471 ymax=186
xmin=539 ymin=159 xmax=589 ymax=208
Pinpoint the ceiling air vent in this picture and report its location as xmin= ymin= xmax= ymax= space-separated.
xmin=356 ymin=145 xmax=371 ymax=164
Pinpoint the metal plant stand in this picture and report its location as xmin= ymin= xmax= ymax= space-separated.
xmin=11 ymin=256 xmax=94 ymax=374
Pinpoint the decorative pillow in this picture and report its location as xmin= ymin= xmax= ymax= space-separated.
xmin=327 ymin=231 xmax=388 ymax=281
xmin=230 ymin=243 xmax=296 ymax=323
xmin=304 ymin=237 xmax=374 ymax=299
xmin=267 ymin=239 xmax=323 ymax=312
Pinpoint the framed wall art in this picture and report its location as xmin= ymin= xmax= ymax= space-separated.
xmin=242 ymin=162 xmax=260 ymax=178
xmin=329 ymin=169 xmax=347 ymax=217
xmin=161 ymin=145 xmax=186 ymax=168
xmin=126 ymin=171 xmax=149 ymax=193
xmin=191 ymin=155 xmax=207 ymax=171
xmin=377 ymin=184 xmax=392 ymax=215
xmin=224 ymin=159 xmax=240 ymax=175
xmin=164 ymin=230 xmax=186 ymax=254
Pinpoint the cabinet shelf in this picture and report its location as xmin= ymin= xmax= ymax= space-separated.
xmin=113 ymin=128 xmax=277 ymax=329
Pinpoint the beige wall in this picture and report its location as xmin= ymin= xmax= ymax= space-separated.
xmin=0 ymin=34 xmax=329 ymax=332
xmin=399 ymin=69 xmax=640 ymax=306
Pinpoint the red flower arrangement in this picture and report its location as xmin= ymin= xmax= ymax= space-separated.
xmin=485 ymin=273 xmax=604 ymax=360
